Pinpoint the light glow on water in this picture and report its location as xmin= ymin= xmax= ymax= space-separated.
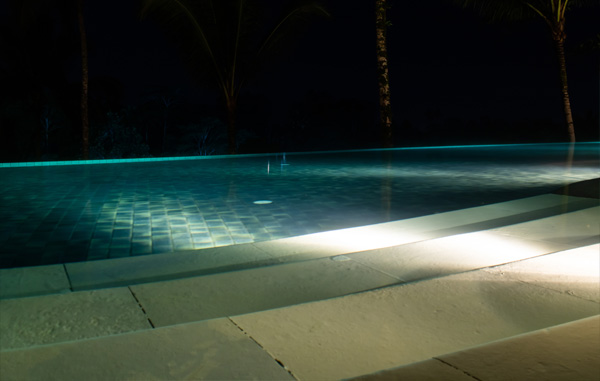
xmin=0 ymin=143 xmax=598 ymax=268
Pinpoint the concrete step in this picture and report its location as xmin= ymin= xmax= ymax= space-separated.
xmin=1 ymin=244 xmax=598 ymax=380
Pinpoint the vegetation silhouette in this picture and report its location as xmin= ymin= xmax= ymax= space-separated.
xmin=376 ymin=0 xmax=393 ymax=148
xmin=76 ymin=0 xmax=89 ymax=159
xmin=453 ymin=0 xmax=598 ymax=143
xmin=140 ymin=0 xmax=329 ymax=154
xmin=0 ymin=0 xmax=83 ymax=161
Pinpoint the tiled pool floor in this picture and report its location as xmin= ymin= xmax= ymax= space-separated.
xmin=1 ymin=144 xmax=598 ymax=268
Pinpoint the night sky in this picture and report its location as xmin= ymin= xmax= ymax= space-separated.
xmin=79 ymin=1 xmax=598 ymax=115
xmin=1 ymin=0 xmax=598 ymax=159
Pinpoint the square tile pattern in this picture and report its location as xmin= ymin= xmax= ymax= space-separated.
xmin=1 ymin=144 xmax=598 ymax=268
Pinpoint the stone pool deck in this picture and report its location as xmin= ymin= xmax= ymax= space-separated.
xmin=1 ymin=191 xmax=599 ymax=380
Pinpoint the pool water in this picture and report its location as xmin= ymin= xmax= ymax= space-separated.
xmin=1 ymin=143 xmax=598 ymax=268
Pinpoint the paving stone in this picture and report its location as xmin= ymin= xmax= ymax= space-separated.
xmin=438 ymin=315 xmax=600 ymax=381
xmin=489 ymin=206 xmax=599 ymax=246
xmin=0 ymin=318 xmax=294 ymax=381
xmin=65 ymin=243 xmax=272 ymax=290
xmin=348 ymin=231 xmax=572 ymax=282
xmin=348 ymin=358 xmax=474 ymax=381
xmin=483 ymin=244 xmax=600 ymax=303
xmin=232 ymin=269 xmax=600 ymax=380
xmin=0 ymin=287 xmax=150 ymax=351
xmin=0 ymin=264 xmax=70 ymax=299
xmin=131 ymin=256 xmax=399 ymax=327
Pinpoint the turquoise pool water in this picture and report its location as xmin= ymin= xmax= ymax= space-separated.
xmin=1 ymin=143 xmax=598 ymax=268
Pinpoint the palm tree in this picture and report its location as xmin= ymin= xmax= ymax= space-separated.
xmin=140 ymin=0 xmax=329 ymax=154
xmin=76 ymin=0 xmax=89 ymax=159
xmin=376 ymin=0 xmax=393 ymax=148
xmin=454 ymin=0 xmax=597 ymax=143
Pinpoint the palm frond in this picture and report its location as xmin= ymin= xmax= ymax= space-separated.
xmin=140 ymin=0 xmax=328 ymax=99
xmin=257 ymin=1 xmax=329 ymax=58
xmin=569 ymin=33 xmax=600 ymax=58
xmin=140 ymin=0 xmax=226 ymax=90
xmin=452 ymin=0 xmax=533 ymax=22
xmin=451 ymin=0 xmax=598 ymax=23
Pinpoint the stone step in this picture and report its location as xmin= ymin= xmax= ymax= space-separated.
xmin=349 ymin=315 xmax=600 ymax=381
xmin=226 ymin=244 xmax=599 ymax=380
xmin=1 ymin=244 xmax=597 ymax=380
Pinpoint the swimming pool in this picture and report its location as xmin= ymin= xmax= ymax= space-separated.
xmin=1 ymin=143 xmax=598 ymax=269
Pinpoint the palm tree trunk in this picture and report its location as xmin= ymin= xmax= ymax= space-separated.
xmin=226 ymin=96 xmax=237 ymax=154
xmin=553 ymin=35 xmax=576 ymax=143
xmin=375 ymin=0 xmax=393 ymax=148
xmin=162 ymin=108 xmax=168 ymax=153
xmin=77 ymin=0 xmax=90 ymax=159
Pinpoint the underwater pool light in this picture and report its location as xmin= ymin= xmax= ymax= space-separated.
xmin=253 ymin=200 xmax=273 ymax=205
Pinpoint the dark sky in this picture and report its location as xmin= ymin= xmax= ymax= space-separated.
xmin=3 ymin=0 xmax=599 ymax=135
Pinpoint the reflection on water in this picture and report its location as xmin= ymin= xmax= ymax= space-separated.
xmin=381 ymin=151 xmax=394 ymax=222
xmin=0 ymin=143 xmax=598 ymax=268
